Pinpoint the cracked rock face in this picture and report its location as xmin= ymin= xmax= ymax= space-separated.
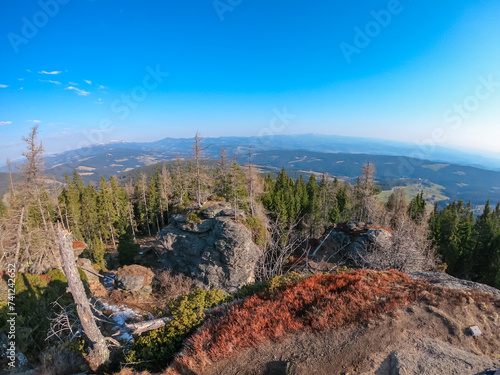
xmin=159 ymin=214 xmax=261 ymax=294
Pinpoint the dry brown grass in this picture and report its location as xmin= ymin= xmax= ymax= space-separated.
xmin=152 ymin=269 xmax=196 ymax=302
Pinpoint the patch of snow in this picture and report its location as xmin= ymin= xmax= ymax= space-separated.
xmin=99 ymin=301 xmax=143 ymax=342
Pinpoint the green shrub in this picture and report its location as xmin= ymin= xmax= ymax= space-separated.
xmin=186 ymin=211 xmax=202 ymax=224
xmin=125 ymin=288 xmax=227 ymax=371
xmin=232 ymin=272 xmax=304 ymax=301
xmin=244 ymin=215 xmax=268 ymax=246
xmin=118 ymin=227 xmax=140 ymax=266
xmin=89 ymin=237 xmax=106 ymax=269
xmin=267 ymin=271 xmax=303 ymax=291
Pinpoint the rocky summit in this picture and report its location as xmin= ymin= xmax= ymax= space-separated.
xmin=157 ymin=203 xmax=261 ymax=294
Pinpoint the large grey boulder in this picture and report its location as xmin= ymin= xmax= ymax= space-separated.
xmin=117 ymin=265 xmax=154 ymax=294
xmin=158 ymin=215 xmax=261 ymax=293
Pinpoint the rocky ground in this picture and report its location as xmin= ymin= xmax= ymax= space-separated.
xmin=195 ymin=283 xmax=500 ymax=375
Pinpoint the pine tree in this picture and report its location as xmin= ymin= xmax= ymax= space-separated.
xmin=306 ymin=174 xmax=321 ymax=236
xmin=64 ymin=172 xmax=83 ymax=239
xmin=97 ymin=176 xmax=118 ymax=248
xmin=158 ymin=165 xmax=172 ymax=227
xmin=470 ymin=201 xmax=500 ymax=285
xmin=135 ymin=174 xmax=151 ymax=236
xmin=147 ymin=174 xmax=160 ymax=232
xmin=80 ymin=183 xmax=100 ymax=242
xmin=118 ymin=227 xmax=140 ymax=266
xmin=408 ymin=191 xmax=426 ymax=222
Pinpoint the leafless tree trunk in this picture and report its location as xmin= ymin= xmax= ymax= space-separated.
xmin=13 ymin=206 xmax=25 ymax=268
xmin=6 ymin=158 xmax=15 ymax=196
xmin=247 ymin=147 xmax=255 ymax=216
xmin=56 ymin=227 xmax=109 ymax=370
xmin=192 ymin=132 xmax=208 ymax=207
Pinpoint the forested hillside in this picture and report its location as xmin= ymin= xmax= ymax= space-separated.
xmin=1 ymin=127 xmax=500 ymax=373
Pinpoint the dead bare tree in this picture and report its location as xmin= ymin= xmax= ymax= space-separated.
xmin=192 ymin=132 xmax=209 ymax=207
xmin=256 ymin=216 xmax=310 ymax=280
xmin=358 ymin=217 xmax=437 ymax=273
xmin=6 ymin=158 xmax=15 ymax=196
xmin=56 ymin=227 xmax=110 ymax=370
xmin=46 ymin=300 xmax=80 ymax=343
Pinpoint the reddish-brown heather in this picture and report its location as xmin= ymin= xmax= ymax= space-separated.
xmin=164 ymin=270 xmax=427 ymax=375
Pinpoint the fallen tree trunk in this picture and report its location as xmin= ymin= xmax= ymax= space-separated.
xmin=125 ymin=316 xmax=173 ymax=335
xmin=57 ymin=227 xmax=110 ymax=370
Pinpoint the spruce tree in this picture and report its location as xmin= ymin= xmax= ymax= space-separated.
xmin=118 ymin=227 xmax=140 ymax=266
xmin=97 ymin=176 xmax=118 ymax=248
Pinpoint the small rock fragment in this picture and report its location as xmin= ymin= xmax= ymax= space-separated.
xmin=469 ymin=325 xmax=482 ymax=336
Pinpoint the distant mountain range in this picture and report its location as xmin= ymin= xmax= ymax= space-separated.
xmin=2 ymin=134 xmax=500 ymax=207
xmin=3 ymin=133 xmax=499 ymax=172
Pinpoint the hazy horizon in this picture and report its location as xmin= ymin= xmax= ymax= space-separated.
xmin=1 ymin=0 xmax=499 ymax=164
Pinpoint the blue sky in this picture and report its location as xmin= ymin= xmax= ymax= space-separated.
xmin=1 ymin=0 xmax=499 ymax=163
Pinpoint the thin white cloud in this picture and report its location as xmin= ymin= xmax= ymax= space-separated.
xmin=39 ymin=70 xmax=62 ymax=75
xmin=95 ymin=98 xmax=103 ymax=105
xmin=39 ymin=79 xmax=62 ymax=85
xmin=68 ymin=81 xmax=78 ymax=85
xmin=66 ymin=86 xmax=90 ymax=96
xmin=98 ymin=85 xmax=108 ymax=89
xmin=18 ymin=78 xmax=24 ymax=81
xmin=26 ymin=69 xmax=31 ymax=73
xmin=19 ymin=87 xmax=23 ymax=90
xmin=26 ymin=120 xmax=41 ymax=124
xmin=0 ymin=84 xmax=8 ymax=88
xmin=84 ymin=80 xmax=92 ymax=84
xmin=0 ymin=121 xmax=12 ymax=126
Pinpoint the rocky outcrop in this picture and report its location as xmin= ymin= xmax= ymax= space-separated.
xmin=388 ymin=338 xmax=499 ymax=375
xmin=409 ymin=271 xmax=500 ymax=299
xmin=158 ymin=203 xmax=261 ymax=293
xmin=77 ymin=258 xmax=101 ymax=284
xmin=117 ymin=265 xmax=154 ymax=297
xmin=313 ymin=221 xmax=392 ymax=264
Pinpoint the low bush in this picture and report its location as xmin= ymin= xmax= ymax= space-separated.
xmin=125 ymin=289 xmax=227 ymax=372
xmin=186 ymin=211 xmax=202 ymax=224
